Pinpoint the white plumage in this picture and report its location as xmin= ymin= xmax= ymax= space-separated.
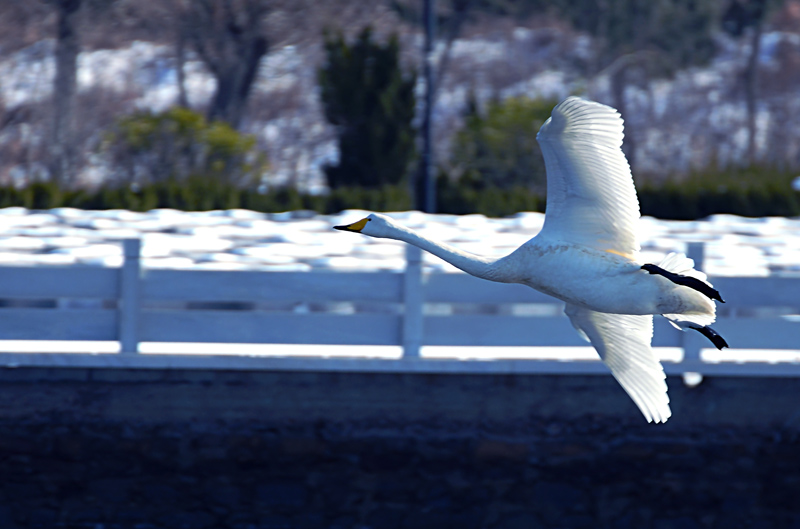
xmin=565 ymin=306 xmax=669 ymax=423
xmin=335 ymin=97 xmax=726 ymax=423
xmin=537 ymin=97 xmax=640 ymax=257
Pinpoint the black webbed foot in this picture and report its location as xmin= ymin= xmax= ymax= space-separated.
xmin=641 ymin=264 xmax=725 ymax=303
xmin=693 ymin=326 xmax=729 ymax=350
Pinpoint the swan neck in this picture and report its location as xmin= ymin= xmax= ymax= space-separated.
xmin=394 ymin=226 xmax=507 ymax=281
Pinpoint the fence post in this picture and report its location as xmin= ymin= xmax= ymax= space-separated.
xmin=402 ymin=245 xmax=424 ymax=359
xmin=687 ymin=241 xmax=705 ymax=273
xmin=681 ymin=242 xmax=706 ymax=367
xmin=119 ymin=238 xmax=141 ymax=354
xmin=681 ymin=330 xmax=705 ymax=370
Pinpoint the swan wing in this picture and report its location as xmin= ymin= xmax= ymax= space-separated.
xmin=565 ymin=304 xmax=670 ymax=423
xmin=536 ymin=97 xmax=640 ymax=256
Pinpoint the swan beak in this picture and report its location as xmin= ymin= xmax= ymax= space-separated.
xmin=334 ymin=217 xmax=369 ymax=233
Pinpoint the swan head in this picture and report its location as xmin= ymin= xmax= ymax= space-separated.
xmin=334 ymin=213 xmax=401 ymax=239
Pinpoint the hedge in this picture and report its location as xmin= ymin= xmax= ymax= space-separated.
xmin=1 ymin=166 xmax=798 ymax=220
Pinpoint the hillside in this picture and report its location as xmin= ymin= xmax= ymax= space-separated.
xmin=0 ymin=0 xmax=799 ymax=193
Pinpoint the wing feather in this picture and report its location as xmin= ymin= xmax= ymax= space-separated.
xmin=564 ymin=304 xmax=671 ymax=423
xmin=537 ymin=97 xmax=640 ymax=256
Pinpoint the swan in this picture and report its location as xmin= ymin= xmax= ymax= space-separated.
xmin=334 ymin=96 xmax=727 ymax=423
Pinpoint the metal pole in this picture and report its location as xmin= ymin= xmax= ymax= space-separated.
xmin=419 ymin=0 xmax=436 ymax=213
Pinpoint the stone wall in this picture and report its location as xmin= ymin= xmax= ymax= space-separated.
xmin=1 ymin=367 xmax=799 ymax=528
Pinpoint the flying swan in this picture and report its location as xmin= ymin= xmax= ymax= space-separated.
xmin=334 ymin=96 xmax=727 ymax=423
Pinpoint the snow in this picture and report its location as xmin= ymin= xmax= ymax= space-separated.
xmin=0 ymin=207 xmax=797 ymax=277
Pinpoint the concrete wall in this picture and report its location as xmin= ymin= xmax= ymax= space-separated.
xmin=1 ymin=367 xmax=799 ymax=528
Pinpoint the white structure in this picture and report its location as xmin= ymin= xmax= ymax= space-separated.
xmin=0 ymin=240 xmax=798 ymax=376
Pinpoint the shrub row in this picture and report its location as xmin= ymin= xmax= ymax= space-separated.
xmin=637 ymin=165 xmax=800 ymax=219
xmin=1 ymin=171 xmax=798 ymax=220
xmin=0 ymin=179 xmax=413 ymax=215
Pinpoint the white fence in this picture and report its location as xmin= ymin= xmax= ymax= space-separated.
xmin=0 ymin=239 xmax=798 ymax=376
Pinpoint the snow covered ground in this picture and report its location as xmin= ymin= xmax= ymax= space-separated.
xmin=0 ymin=207 xmax=798 ymax=277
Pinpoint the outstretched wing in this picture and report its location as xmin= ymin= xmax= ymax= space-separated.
xmin=565 ymin=304 xmax=670 ymax=423
xmin=536 ymin=97 xmax=640 ymax=257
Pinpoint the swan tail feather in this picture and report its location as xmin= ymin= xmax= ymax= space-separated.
xmin=651 ymin=252 xmax=721 ymax=331
xmin=642 ymin=252 xmax=725 ymax=303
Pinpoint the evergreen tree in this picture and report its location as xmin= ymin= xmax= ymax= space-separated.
xmin=318 ymin=28 xmax=417 ymax=189
xmin=449 ymin=95 xmax=555 ymax=193
xmin=102 ymin=107 xmax=267 ymax=188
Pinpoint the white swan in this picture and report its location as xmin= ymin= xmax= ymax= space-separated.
xmin=334 ymin=96 xmax=727 ymax=423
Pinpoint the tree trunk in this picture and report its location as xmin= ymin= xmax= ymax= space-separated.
xmin=50 ymin=0 xmax=81 ymax=186
xmin=185 ymin=0 xmax=269 ymax=130
xmin=206 ymin=35 xmax=267 ymax=129
xmin=744 ymin=20 xmax=762 ymax=165
xmin=610 ymin=65 xmax=635 ymax=170
xmin=176 ymin=22 xmax=189 ymax=108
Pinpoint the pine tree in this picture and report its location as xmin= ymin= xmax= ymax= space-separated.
xmin=318 ymin=28 xmax=417 ymax=189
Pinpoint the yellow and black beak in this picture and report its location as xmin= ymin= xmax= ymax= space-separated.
xmin=334 ymin=217 xmax=369 ymax=233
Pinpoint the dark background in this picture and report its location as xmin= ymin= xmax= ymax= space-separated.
xmin=2 ymin=367 xmax=799 ymax=528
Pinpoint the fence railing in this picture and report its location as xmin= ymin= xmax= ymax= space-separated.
xmin=0 ymin=239 xmax=798 ymax=375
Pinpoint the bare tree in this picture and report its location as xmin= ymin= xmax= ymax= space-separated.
xmin=390 ymin=0 xmax=477 ymax=105
xmin=47 ymin=0 xmax=82 ymax=186
xmin=560 ymin=0 xmax=719 ymax=172
xmin=722 ymin=0 xmax=785 ymax=165
xmin=744 ymin=16 xmax=763 ymax=165
xmin=179 ymin=0 xmax=270 ymax=129
xmin=0 ymin=2 xmax=52 ymax=52
xmin=175 ymin=9 xmax=189 ymax=108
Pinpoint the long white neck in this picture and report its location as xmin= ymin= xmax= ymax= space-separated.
xmin=390 ymin=225 xmax=514 ymax=282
